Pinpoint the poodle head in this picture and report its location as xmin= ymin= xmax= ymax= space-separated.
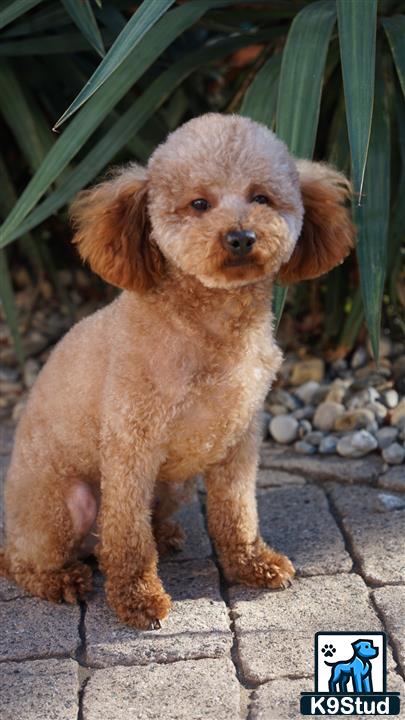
xmin=71 ymin=113 xmax=355 ymax=292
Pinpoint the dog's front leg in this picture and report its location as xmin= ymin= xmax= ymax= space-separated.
xmin=205 ymin=423 xmax=295 ymax=589
xmin=99 ymin=431 xmax=171 ymax=629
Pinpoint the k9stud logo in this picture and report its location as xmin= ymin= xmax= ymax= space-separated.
xmin=300 ymin=632 xmax=401 ymax=715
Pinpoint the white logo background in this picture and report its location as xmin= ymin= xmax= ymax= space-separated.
xmin=316 ymin=632 xmax=385 ymax=693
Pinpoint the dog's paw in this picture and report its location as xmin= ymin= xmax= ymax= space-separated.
xmin=222 ymin=541 xmax=295 ymax=590
xmin=107 ymin=578 xmax=172 ymax=630
xmin=13 ymin=561 xmax=93 ymax=603
xmin=154 ymin=519 xmax=185 ymax=557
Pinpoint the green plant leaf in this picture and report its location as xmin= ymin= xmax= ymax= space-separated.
xmin=337 ymin=0 xmax=377 ymax=199
xmin=323 ymin=265 xmax=345 ymax=340
xmin=0 ymin=147 xmax=27 ymax=364
xmin=61 ymin=0 xmax=105 ymax=57
xmin=326 ymin=90 xmax=350 ymax=172
xmin=0 ymin=152 xmax=44 ymax=278
xmin=388 ymin=83 xmax=405 ymax=302
xmin=0 ymin=1 xmax=226 ymax=248
xmin=276 ymin=0 xmax=336 ymax=158
xmin=1 ymin=4 xmax=69 ymax=36
xmin=353 ymin=58 xmax=390 ymax=361
xmin=0 ymin=29 xmax=116 ymax=55
xmin=54 ymin=0 xmax=175 ymax=128
xmin=272 ymin=283 xmax=288 ymax=329
xmin=0 ymin=60 xmax=53 ymax=172
xmin=273 ymin=0 xmax=336 ymax=323
xmin=339 ymin=288 xmax=364 ymax=355
xmin=53 ymin=0 xmax=260 ymax=126
xmin=0 ymin=249 xmax=25 ymax=366
xmin=239 ymin=53 xmax=281 ymax=127
xmin=5 ymin=32 xmax=273 ymax=244
xmin=383 ymin=15 xmax=405 ymax=98
xmin=94 ymin=4 xmax=126 ymax=35
xmin=0 ymin=0 xmax=44 ymax=30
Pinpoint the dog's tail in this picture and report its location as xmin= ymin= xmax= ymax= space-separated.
xmin=0 ymin=548 xmax=12 ymax=579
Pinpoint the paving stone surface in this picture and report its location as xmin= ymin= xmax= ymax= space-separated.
xmin=330 ymin=485 xmax=405 ymax=585
xmin=372 ymin=586 xmax=405 ymax=675
xmin=0 ymin=597 xmax=80 ymax=661
xmin=85 ymin=559 xmax=231 ymax=667
xmin=257 ymin=485 xmax=351 ymax=576
xmin=250 ymin=677 xmax=312 ymax=720
xmin=0 ymin=658 xmax=79 ymax=720
xmin=257 ymin=468 xmax=306 ymax=487
xmin=0 ymin=575 xmax=29 ymax=601
xmin=249 ymin=674 xmax=405 ymax=720
xmin=230 ymin=574 xmax=384 ymax=684
xmin=378 ymin=465 xmax=405 ymax=493
xmin=260 ymin=444 xmax=383 ymax=483
xmin=83 ymin=658 xmax=240 ymax=720
xmin=1 ymin=423 xmax=405 ymax=719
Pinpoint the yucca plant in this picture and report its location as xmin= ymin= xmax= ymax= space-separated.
xmin=0 ymin=0 xmax=404 ymax=366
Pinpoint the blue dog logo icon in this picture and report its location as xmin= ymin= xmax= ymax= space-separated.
xmin=325 ymin=638 xmax=378 ymax=693
xmin=300 ymin=632 xmax=401 ymax=715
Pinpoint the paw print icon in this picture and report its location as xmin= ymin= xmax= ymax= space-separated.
xmin=321 ymin=644 xmax=336 ymax=659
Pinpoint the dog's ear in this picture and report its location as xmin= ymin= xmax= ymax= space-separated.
xmin=70 ymin=165 xmax=165 ymax=293
xmin=278 ymin=160 xmax=355 ymax=285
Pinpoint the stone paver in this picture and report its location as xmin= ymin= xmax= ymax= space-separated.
xmin=249 ymin=674 xmax=405 ymax=720
xmin=0 ymin=576 xmax=29 ymax=601
xmin=257 ymin=468 xmax=306 ymax=487
xmin=373 ymin=586 xmax=405 ymax=676
xmin=257 ymin=485 xmax=352 ymax=576
xmin=230 ymin=574 xmax=384 ymax=684
xmin=83 ymin=658 xmax=240 ymax=720
xmin=260 ymin=445 xmax=383 ymax=483
xmin=1 ymin=423 xmax=404 ymax=718
xmin=250 ymin=677 xmax=312 ymax=720
xmin=330 ymin=485 xmax=405 ymax=585
xmin=85 ymin=559 xmax=231 ymax=667
xmin=378 ymin=465 xmax=405 ymax=493
xmin=0 ymin=658 xmax=79 ymax=720
xmin=0 ymin=597 xmax=80 ymax=661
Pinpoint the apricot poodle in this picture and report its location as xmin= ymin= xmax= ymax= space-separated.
xmin=0 ymin=114 xmax=355 ymax=629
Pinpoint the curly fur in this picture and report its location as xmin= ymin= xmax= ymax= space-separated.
xmin=1 ymin=114 xmax=355 ymax=628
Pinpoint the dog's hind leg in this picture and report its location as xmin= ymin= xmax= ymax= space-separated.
xmin=3 ymin=460 xmax=95 ymax=602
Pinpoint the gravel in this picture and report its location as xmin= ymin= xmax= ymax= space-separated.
xmin=263 ymin=342 xmax=405 ymax=465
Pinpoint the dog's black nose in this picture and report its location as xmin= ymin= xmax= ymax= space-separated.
xmin=225 ymin=229 xmax=256 ymax=256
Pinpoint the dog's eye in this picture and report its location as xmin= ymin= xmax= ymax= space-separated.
xmin=251 ymin=194 xmax=270 ymax=205
xmin=191 ymin=198 xmax=211 ymax=212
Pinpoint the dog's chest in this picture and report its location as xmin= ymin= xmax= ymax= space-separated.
xmin=160 ymin=338 xmax=281 ymax=481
